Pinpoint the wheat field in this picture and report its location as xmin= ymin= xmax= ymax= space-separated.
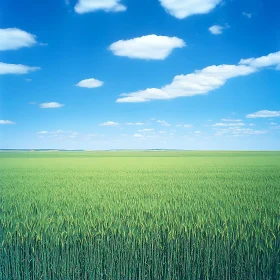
xmin=1 ymin=151 xmax=280 ymax=280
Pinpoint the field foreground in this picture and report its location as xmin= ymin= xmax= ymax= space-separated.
xmin=1 ymin=151 xmax=280 ymax=280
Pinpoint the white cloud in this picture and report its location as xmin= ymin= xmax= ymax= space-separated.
xmin=242 ymin=12 xmax=252 ymax=19
xmin=40 ymin=102 xmax=64 ymax=109
xmin=270 ymin=122 xmax=277 ymax=125
xmin=109 ymin=35 xmax=185 ymax=60
xmin=159 ymin=0 xmax=222 ymax=19
xmin=117 ymin=64 xmax=256 ymax=103
xmin=0 ymin=120 xmax=16 ymax=124
xmin=70 ymin=132 xmax=79 ymax=138
xmin=176 ymin=124 xmax=192 ymax=128
xmin=214 ymin=127 xmax=267 ymax=136
xmin=213 ymin=123 xmax=227 ymax=127
xmin=221 ymin=118 xmax=242 ymax=122
xmin=37 ymin=130 xmax=78 ymax=139
xmin=0 ymin=28 xmax=37 ymax=51
xmin=126 ymin=122 xmax=145 ymax=125
xmin=87 ymin=133 xmax=105 ymax=139
xmin=213 ymin=122 xmax=245 ymax=127
xmin=75 ymin=0 xmax=126 ymax=14
xmin=209 ymin=25 xmax=226 ymax=35
xmin=239 ymin=51 xmax=280 ymax=68
xmin=0 ymin=62 xmax=40 ymax=75
xmin=247 ymin=110 xmax=280 ymax=118
xmin=157 ymin=120 xmax=170 ymax=126
xmin=99 ymin=121 xmax=119 ymax=126
xmin=134 ymin=134 xmax=144 ymax=138
xmin=116 ymin=50 xmax=280 ymax=103
xmin=76 ymin=78 xmax=104 ymax=88
xmin=195 ymin=131 xmax=201 ymax=134
xmin=138 ymin=129 xmax=154 ymax=132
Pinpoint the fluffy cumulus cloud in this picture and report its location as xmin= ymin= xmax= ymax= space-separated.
xmin=126 ymin=122 xmax=145 ymax=125
xmin=213 ymin=121 xmax=268 ymax=137
xmin=99 ymin=121 xmax=119 ymax=126
xmin=0 ymin=62 xmax=40 ymax=75
xmin=221 ymin=118 xmax=242 ymax=122
xmin=116 ymin=50 xmax=280 ymax=103
xmin=157 ymin=120 xmax=170 ymax=126
xmin=159 ymin=0 xmax=222 ymax=19
xmin=214 ymin=127 xmax=267 ymax=136
xmin=0 ymin=28 xmax=37 ymax=51
xmin=213 ymin=122 xmax=245 ymax=127
xmin=209 ymin=25 xmax=226 ymax=35
xmin=117 ymin=65 xmax=256 ymax=103
xmin=176 ymin=124 xmax=192 ymax=128
xmin=134 ymin=134 xmax=144 ymax=138
xmin=109 ymin=35 xmax=186 ymax=60
xmin=40 ymin=102 xmax=64 ymax=109
xmin=138 ymin=129 xmax=154 ymax=132
xmin=246 ymin=110 xmax=280 ymax=118
xmin=76 ymin=78 xmax=104 ymax=88
xmin=242 ymin=12 xmax=252 ymax=19
xmin=75 ymin=0 xmax=126 ymax=14
xmin=239 ymin=51 xmax=280 ymax=68
xmin=0 ymin=120 xmax=16 ymax=124
xmin=37 ymin=130 xmax=78 ymax=139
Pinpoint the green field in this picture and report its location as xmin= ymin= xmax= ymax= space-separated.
xmin=1 ymin=151 xmax=280 ymax=280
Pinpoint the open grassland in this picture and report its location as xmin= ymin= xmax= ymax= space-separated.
xmin=1 ymin=151 xmax=280 ymax=280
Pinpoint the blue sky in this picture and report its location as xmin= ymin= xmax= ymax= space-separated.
xmin=0 ymin=0 xmax=280 ymax=150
